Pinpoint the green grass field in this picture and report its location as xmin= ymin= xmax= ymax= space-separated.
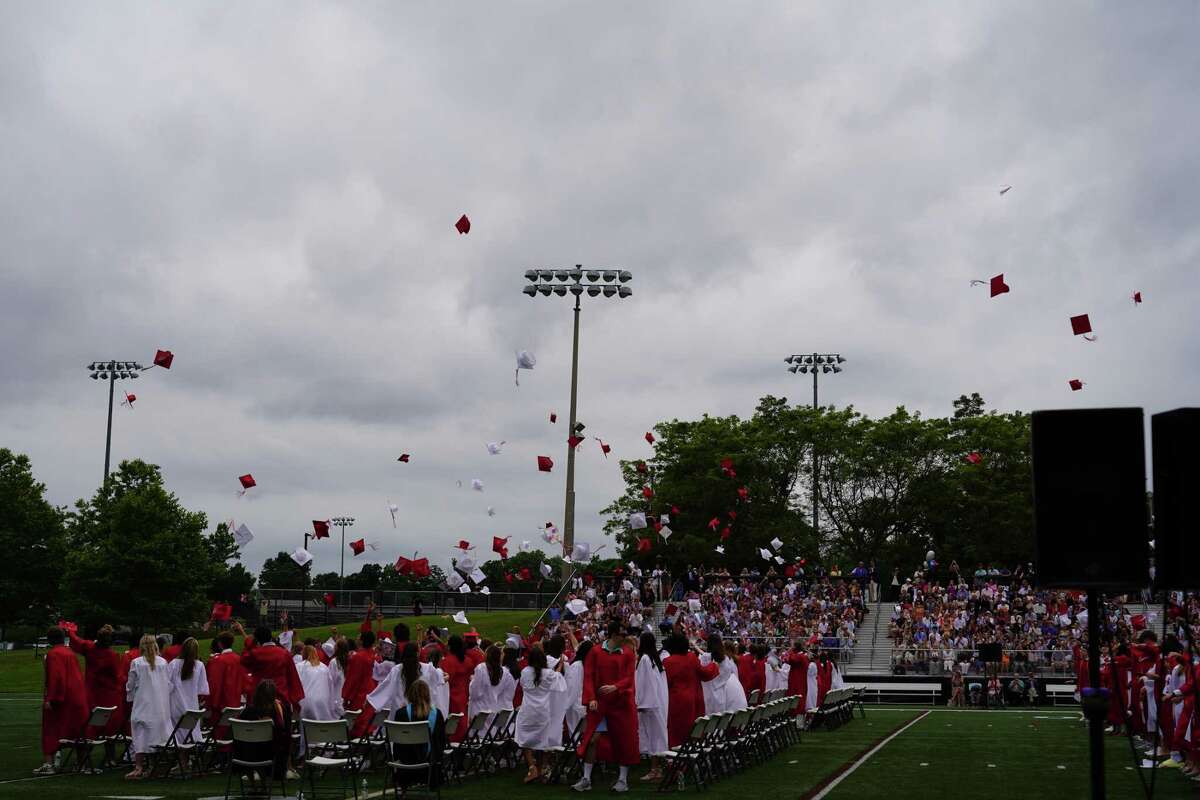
xmin=1 ymin=698 xmax=1194 ymax=798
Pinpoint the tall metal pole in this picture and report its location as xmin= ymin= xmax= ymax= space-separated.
xmin=812 ymin=355 xmax=819 ymax=538
xmin=1084 ymin=592 xmax=1106 ymax=800
xmin=339 ymin=522 xmax=346 ymax=599
xmin=301 ymin=531 xmax=311 ymax=627
xmin=104 ymin=369 xmax=116 ymax=483
xmin=563 ymin=293 xmax=582 ymax=577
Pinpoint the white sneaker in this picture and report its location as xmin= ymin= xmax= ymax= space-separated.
xmin=571 ymin=777 xmax=592 ymax=791
xmin=32 ymin=763 xmax=56 ymax=776
xmin=611 ymin=779 xmax=629 ymax=792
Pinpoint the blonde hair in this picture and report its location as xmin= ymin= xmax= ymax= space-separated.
xmin=303 ymin=644 xmax=321 ymax=666
xmin=407 ymin=678 xmax=432 ymax=719
xmin=139 ymin=634 xmax=159 ymax=670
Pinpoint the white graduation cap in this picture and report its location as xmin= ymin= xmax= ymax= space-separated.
xmin=469 ymin=567 xmax=486 ymax=584
xmin=541 ymin=529 xmax=559 ymax=545
xmin=519 ymin=540 xmax=532 ymax=553
xmin=388 ymin=502 xmax=400 ymax=528
xmin=570 ymin=542 xmax=592 ymax=562
xmin=660 ymin=514 xmax=670 ymax=525
xmin=486 ymin=441 xmax=505 ymax=455
xmin=446 ymin=572 xmax=465 ymax=589
xmin=688 ymin=598 xmax=701 ymax=612
xmin=515 ymin=350 xmax=536 ymax=385
xmin=234 ymin=522 xmax=254 ymax=547
xmin=774 ymin=556 xmax=785 ymax=565
xmin=771 ymin=537 xmax=784 ymax=551
xmin=629 ymin=512 xmax=647 ymax=530
xmin=456 ymin=555 xmax=477 ymax=572
xmin=471 ymin=479 xmax=484 ymax=492
xmin=622 ymin=579 xmax=634 ymax=592
xmin=480 ymin=586 xmax=491 ymax=595
xmin=539 ymin=563 xmax=553 ymax=578
xmin=505 ymin=633 xmax=523 ymax=650
xmin=715 ymin=545 xmax=725 ymax=555
xmin=487 ymin=506 xmax=496 ymax=517
xmin=291 ymin=547 xmax=313 ymax=567
xmin=660 ymin=526 xmax=673 ymax=540
xmin=452 ymin=611 xmax=469 ymax=625
xmin=566 ymin=598 xmax=588 ymax=615
xmin=759 ymin=548 xmax=773 ymax=561
xmin=458 ymin=583 xmax=472 ymax=594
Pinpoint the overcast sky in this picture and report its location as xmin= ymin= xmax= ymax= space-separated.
xmin=2 ymin=2 xmax=1197 ymax=578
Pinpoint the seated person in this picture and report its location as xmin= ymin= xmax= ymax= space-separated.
xmin=389 ymin=679 xmax=446 ymax=793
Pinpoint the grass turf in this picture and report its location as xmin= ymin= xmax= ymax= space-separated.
xmin=1 ymin=701 xmax=1195 ymax=798
xmin=0 ymin=611 xmax=539 ymax=696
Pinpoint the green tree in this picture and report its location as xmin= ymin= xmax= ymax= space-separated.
xmin=204 ymin=522 xmax=255 ymax=602
xmin=63 ymin=459 xmax=212 ymax=632
xmin=0 ymin=450 xmax=67 ymax=640
xmin=258 ymin=551 xmax=310 ymax=591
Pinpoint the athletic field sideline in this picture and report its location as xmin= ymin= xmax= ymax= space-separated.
xmin=0 ymin=697 xmax=1192 ymax=799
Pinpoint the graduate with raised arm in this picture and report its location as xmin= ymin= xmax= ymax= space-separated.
xmin=367 ymin=641 xmax=447 ymax=718
xmin=441 ymin=634 xmax=473 ymax=742
xmin=65 ymin=623 xmax=125 ymax=738
xmin=230 ymin=621 xmax=304 ymax=709
xmin=341 ymin=629 xmax=379 ymax=736
xmin=206 ymin=631 xmax=247 ymax=737
xmin=467 ymin=645 xmax=516 ymax=732
xmin=699 ymin=635 xmax=748 ymax=714
xmin=574 ymin=620 xmax=639 ymax=793
xmin=514 ymin=645 xmax=566 ymax=784
xmin=35 ymin=627 xmax=88 ymax=775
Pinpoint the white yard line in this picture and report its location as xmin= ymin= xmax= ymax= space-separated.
xmin=812 ymin=710 xmax=931 ymax=800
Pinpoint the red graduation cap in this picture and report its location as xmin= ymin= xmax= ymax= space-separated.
xmin=653 ymin=520 xmax=663 ymax=533
xmin=504 ymin=571 xmax=514 ymax=584
xmin=455 ymin=214 xmax=470 ymax=234
xmin=153 ymin=349 xmax=174 ymax=369
xmin=397 ymin=454 xmax=411 ymax=463
xmin=395 ymin=556 xmax=413 ymax=575
xmin=568 ymin=435 xmax=584 ymax=449
xmin=636 ymin=461 xmax=647 ymax=474
xmin=671 ymin=505 xmax=681 ymax=515
xmin=966 ymin=451 xmax=983 ymax=465
xmin=518 ymin=567 xmax=532 ymax=581
xmin=708 ymin=517 xmax=720 ymax=530
xmin=1070 ymin=314 xmax=1096 ymax=340
xmin=720 ymin=526 xmax=731 ymax=541
xmin=637 ymin=537 xmax=652 ymax=553
xmin=323 ymin=592 xmax=336 ymax=607
xmin=549 ymin=412 xmax=557 ymax=423
xmin=411 ymin=557 xmax=431 ymax=578
xmin=122 ymin=392 xmax=136 ymax=408
xmin=596 ymin=438 xmax=611 ymax=456
xmin=1132 ymin=291 xmax=1142 ymax=305
xmin=350 ymin=538 xmax=366 ymax=556
xmin=785 ymin=564 xmax=798 ymax=578
xmin=720 ymin=457 xmax=734 ymax=471
xmin=645 ymin=431 xmax=655 ymax=444
xmin=989 ymin=274 xmax=1010 ymax=298
xmin=537 ymin=455 xmax=554 ymax=472
xmin=737 ymin=486 xmax=749 ymax=501
xmin=237 ymin=474 xmax=256 ymax=496
xmin=492 ymin=536 xmax=510 ymax=559
xmin=642 ymin=485 xmax=654 ymax=499
xmin=1069 ymin=379 xmax=1084 ymax=391
xmin=456 ymin=539 xmax=473 ymax=551
xmin=313 ymin=520 xmax=330 ymax=539
xmin=728 ymin=510 xmax=737 ymax=520
xmin=211 ymin=602 xmax=233 ymax=621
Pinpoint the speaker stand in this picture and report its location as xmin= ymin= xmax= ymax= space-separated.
xmin=1081 ymin=592 xmax=1108 ymax=800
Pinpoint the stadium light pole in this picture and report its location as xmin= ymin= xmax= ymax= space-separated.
xmin=331 ymin=516 xmax=355 ymax=602
xmin=86 ymin=359 xmax=147 ymax=485
xmin=523 ymin=266 xmax=633 ymax=576
xmin=785 ymin=353 xmax=846 ymax=540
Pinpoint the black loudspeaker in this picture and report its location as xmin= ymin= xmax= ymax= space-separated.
xmin=1031 ymin=408 xmax=1148 ymax=589
xmin=1153 ymin=408 xmax=1200 ymax=590
xmin=978 ymin=643 xmax=1002 ymax=663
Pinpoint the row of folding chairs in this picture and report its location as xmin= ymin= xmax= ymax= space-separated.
xmin=658 ymin=695 xmax=804 ymax=792
xmin=806 ymin=687 xmax=863 ymax=731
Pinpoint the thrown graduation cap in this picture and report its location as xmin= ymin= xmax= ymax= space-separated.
xmin=660 ymin=525 xmax=673 ymax=540
xmin=515 ymin=350 xmax=536 ymax=385
xmin=537 ymin=455 xmax=554 ymax=472
xmin=519 ymin=539 xmax=532 ymax=552
xmin=291 ymin=547 xmax=313 ymax=567
xmin=715 ymin=545 xmax=725 ymax=555
xmin=660 ymin=513 xmax=670 ymax=524
xmin=492 ymin=536 xmax=510 ymax=558
xmin=568 ymin=435 xmax=584 ymax=449
xmin=539 ymin=563 xmax=553 ymax=578
xmin=479 ymin=586 xmax=491 ymax=595
xmin=153 ymin=349 xmax=174 ymax=369
xmin=595 ymin=438 xmax=611 ymax=457
xmin=999 ymin=185 xmax=1012 ymax=195
xmin=486 ymin=441 xmax=505 ymax=455
xmin=771 ymin=537 xmax=784 ymax=551
xmin=708 ymin=517 xmax=720 ymax=530
xmin=518 ymin=566 xmax=532 ymax=580
xmin=469 ymin=567 xmax=487 ymax=584
xmin=455 ymin=539 xmax=474 ymax=551
xmin=737 ymin=486 xmax=749 ymax=501
xmin=566 ymin=598 xmax=588 ymax=615
xmin=1070 ymin=314 xmax=1097 ymax=341
xmin=233 ymin=522 xmax=254 ymax=547
xmin=1069 ymin=379 xmax=1084 ymax=391
xmin=505 ymin=633 xmax=523 ymax=650
xmin=397 ymin=454 xmax=411 ymax=463
xmin=569 ymin=542 xmax=592 ymax=562
xmin=121 ymin=392 xmax=136 ymax=409
xmin=636 ymin=461 xmax=647 ymax=474
xmin=471 ymin=479 xmax=484 ymax=491
xmin=966 ymin=451 xmax=983 ymax=465
xmin=549 ymin=411 xmax=557 ymax=423
xmin=237 ymin=474 xmax=256 ymax=496
xmin=487 ymin=506 xmax=496 ymax=517
xmin=459 ymin=583 xmax=472 ymax=594
xmin=645 ymin=431 xmax=655 ymax=444
xmin=388 ymin=503 xmax=399 ymax=527
xmin=642 ymin=485 xmax=654 ymax=499
xmin=573 ymin=421 xmax=586 ymax=433
xmin=455 ymin=214 xmax=470 ymax=234
xmin=446 ymin=572 xmax=465 ymax=589
xmin=350 ymin=538 xmax=366 ymax=556
xmin=989 ymin=274 xmax=1010 ymax=297
xmin=637 ymin=537 xmax=653 ymax=553
xmin=629 ymin=512 xmax=648 ymax=530
xmin=759 ymin=547 xmax=773 ymax=561
xmin=452 ymin=610 xmax=469 ymax=625
xmin=720 ymin=527 xmax=731 ymax=541
xmin=1132 ymin=291 xmax=1143 ymax=305
xmin=457 ymin=554 xmax=477 ymax=572
xmin=313 ymin=520 xmax=330 ymax=539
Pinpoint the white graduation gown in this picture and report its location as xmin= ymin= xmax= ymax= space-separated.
xmin=167 ymin=659 xmax=209 ymax=744
xmin=327 ymin=658 xmax=346 ymax=716
xmin=830 ymin=663 xmax=845 ymax=690
xmin=467 ymin=662 xmax=517 ymax=731
xmin=514 ymin=666 xmax=566 ymax=751
xmin=700 ymin=655 xmax=748 ymax=714
xmin=563 ymin=660 xmax=587 ymax=736
xmin=543 ymin=656 xmax=570 ymax=748
xmin=126 ymin=656 xmax=173 ymax=754
xmin=366 ymin=662 xmax=446 ymax=717
xmin=635 ymin=655 xmax=669 ymax=755
xmin=805 ymin=662 xmax=819 ymax=711
xmin=373 ymin=659 xmax=397 ymax=682
xmin=297 ymin=661 xmax=339 ymax=721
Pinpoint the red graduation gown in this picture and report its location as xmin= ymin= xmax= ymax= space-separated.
xmin=736 ymin=653 xmax=756 ymax=697
xmin=341 ymin=648 xmax=378 ymax=736
xmin=663 ymin=653 xmax=718 ymax=747
xmin=120 ymin=648 xmax=139 ymax=735
xmin=207 ymin=650 xmax=249 ymax=731
xmin=41 ymin=645 xmax=88 ymax=756
xmin=162 ymin=644 xmax=182 ymax=662
xmin=67 ymin=632 xmax=124 ymax=735
xmin=578 ymin=643 xmax=639 ymax=765
xmin=785 ymin=652 xmax=810 ymax=715
xmin=817 ymin=660 xmax=833 ymax=706
xmin=240 ymin=639 xmax=305 ymax=707
xmin=441 ymin=654 xmax=473 ymax=742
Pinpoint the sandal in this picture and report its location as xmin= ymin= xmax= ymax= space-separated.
xmin=124 ymin=769 xmax=145 ymax=780
xmin=524 ymin=766 xmax=541 ymax=784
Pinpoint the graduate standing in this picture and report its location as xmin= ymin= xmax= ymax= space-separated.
xmin=699 ymin=636 xmax=748 ymax=714
xmin=514 ymin=645 xmax=567 ymax=784
xmin=574 ymin=621 xmax=639 ymax=793
xmin=467 ymin=646 xmax=517 ymax=733
xmin=206 ymin=631 xmax=248 ymax=736
xmin=65 ymin=623 xmax=125 ymax=738
xmin=634 ymin=632 xmax=669 ymax=783
xmin=440 ymin=635 xmax=473 ymax=742
xmin=342 ymin=630 xmax=379 ymax=736
xmin=125 ymin=634 xmax=173 ymax=780
xmin=167 ymin=637 xmax=209 ymax=745
xmin=35 ymin=627 xmax=88 ymax=775
xmin=662 ymin=633 xmax=718 ymax=748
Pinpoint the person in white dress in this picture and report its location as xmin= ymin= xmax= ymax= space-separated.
xmin=167 ymin=638 xmax=209 ymax=746
xmin=542 ymin=634 xmax=572 ymax=752
xmin=563 ymin=641 xmax=592 ymax=739
xmin=427 ymin=650 xmax=450 ymax=719
xmin=366 ymin=642 xmax=447 ymax=720
xmin=296 ymin=645 xmax=339 ymax=749
xmin=125 ymin=634 xmax=173 ymax=779
xmin=513 ymin=646 xmax=566 ymax=784
xmin=635 ymin=632 xmax=669 ymax=783
xmin=806 ymin=659 xmax=820 ymax=712
xmin=700 ymin=636 xmax=748 ymax=714
xmin=327 ymin=639 xmax=348 ymax=717
xmin=467 ymin=646 xmax=517 ymax=733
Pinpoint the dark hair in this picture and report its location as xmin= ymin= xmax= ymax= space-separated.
xmin=251 ymin=679 xmax=278 ymax=715
xmin=665 ymin=634 xmax=689 ymax=656
xmin=528 ymin=645 xmax=547 ymax=686
xmin=572 ymin=639 xmax=594 ymax=665
xmin=607 ymin=620 xmax=623 ymax=639
xmin=448 ymin=634 xmax=465 ymax=661
xmin=502 ymin=647 xmax=521 ymax=680
xmin=707 ymin=634 xmax=726 ymax=663
xmin=638 ymin=632 xmax=663 ymax=672
xmin=180 ymin=638 xmax=199 ymax=681
xmin=361 ymin=630 xmax=376 ymax=648
xmin=485 ymin=645 xmax=503 ymax=686
xmin=96 ymin=625 xmax=113 ymax=648
xmin=217 ymin=631 xmax=235 ymax=651
xmin=400 ymin=642 xmax=421 ymax=696
xmin=392 ymin=623 xmax=411 ymax=663
xmin=156 ymin=635 xmax=170 ymax=652
xmin=544 ymin=634 xmax=565 ymax=660
xmin=47 ymin=628 xmax=65 ymax=646
xmin=333 ymin=637 xmax=351 ymax=671
xmin=172 ymin=631 xmax=187 ymax=647
xmin=253 ymin=626 xmax=272 ymax=645
xmin=428 ymin=649 xmax=442 ymax=668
